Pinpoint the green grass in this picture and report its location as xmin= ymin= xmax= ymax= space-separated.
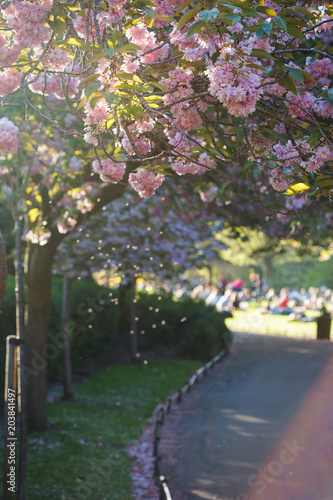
xmin=225 ymin=308 xmax=320 ymax=338
xmin=2 ymin=360 xmax=201 ymax=500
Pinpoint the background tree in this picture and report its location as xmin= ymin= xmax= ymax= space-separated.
xmin=0 ymin=229 xmax=7 ymax=303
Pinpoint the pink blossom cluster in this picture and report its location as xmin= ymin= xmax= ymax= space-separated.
xmin=269 ymin=168 xmax=293 ymax=192
xmin=0 ymin=35 xmax=21 ymax=66
xmin=120 ymin=57 xmax=140 ymax=74
xmin=28 ymin=73 xmax=78 ymax=100
xmin=161 ymin=68 xmax=203 ymax=131
xmin=96 ymin=58 xmax=118 ymax=90
xmin=26 ymin=229 xmax=51 ymax=246
xmin=0 ymin=70 xmax=21 ymax=96
xmin=305 ymin=57 xmax=333 ymax=84
xmin=273 ymin=140 xmax=310 ymax=168
xmin=126 ymin=23 xmax=169 ymax=64
xmin=57 ymin=217 xmax=77 ymax=235
xmin=171 ymin=160 xmax=202 ymax=176
xmin=73 ymin=12 xmax=118 ymax=42
xmin=117 ymin=122 xmax=154 ymax=157
xmin=0 ymin=117 xmax=19 ymax=154
xmin=92 ymin=158 xmax=125 ymax=183
xmin=129 ymin=169 xmax=165 ymax=197
xmin=121 ymin=135 xmax=153 ymax=156
xmin=300 ymin=145 xmax=333 ymax=173
xmin=171 ymin=154 xmax=212 ymax=176
xmin=39 ymin=47 xmax=69 ymax=72
xmin=69 ymin=189 xmax=93 ymax=214
xmin=151 ymin=0 xmax=174 ymax=27
xmin=206 ymin=59 xmax=263 ymax=116
xmin=84 ymin=100 xmax=110 ymax=125
xmin=286 ymin=91 xmax=333 ymax=120
xmin=285 ymin=91 xmax=316 ymax=120
xmin=4 ymin=0 xmax=52 ymax=49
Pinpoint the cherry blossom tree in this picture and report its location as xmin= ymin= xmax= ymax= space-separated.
xmin=1 ymin=0 xmax=333 ymax=433
xmin=54 ymin=185 xmax=224 ymax=369
xmin=1 ymin=0 xmax=333 ymax=204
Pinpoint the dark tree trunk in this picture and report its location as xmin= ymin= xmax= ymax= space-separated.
xmin=61 ymin=275 xmax=73 ymax=400
xmin=24 ymin=241 xmax=58 ymax=431
xmin=129 ymin=278 xmax=138 ymax=362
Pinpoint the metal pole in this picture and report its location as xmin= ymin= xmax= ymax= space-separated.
xmin=3 ymin=336 xmax=19 ymax=500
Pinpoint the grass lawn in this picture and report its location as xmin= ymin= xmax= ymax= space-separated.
xmin=1 ymin=359 xmax=201 ymax=500
xmin=225 ymin=308 xmax=320 ymax=338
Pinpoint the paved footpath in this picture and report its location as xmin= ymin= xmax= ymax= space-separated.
xmin=159 ymin=333 xmax=333 ymax=500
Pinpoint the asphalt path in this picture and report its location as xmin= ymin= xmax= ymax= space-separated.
xmin=159 ymin=333 xmax=333 ymax=500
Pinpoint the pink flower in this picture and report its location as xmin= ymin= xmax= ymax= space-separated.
xmin=269 ymin=168 xmax=292 ymax=192
xmin=206 ymin=60 xmax=263 ymax=116
xmin=0 ymin=117 xmax=19 ymax=154
xmin=40 ymin=47 xmax=69 ymax=71
xmin=0 ymin=70 xmax=21 ymax=96
xmin=4 ymin=0 xmax=52 ymax=49
xmin=92 ymin=158 xmax=125 ymax=183
xmin=129 ymin=169 xmax=165 ymax=197
xmin=0 ymin=35 xmax=20 ymax=66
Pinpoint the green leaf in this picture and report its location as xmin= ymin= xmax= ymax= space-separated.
xmin=280 ymin=75 xmax=297 ymax=95
xmin=250 ymin=49 xmax=276 ymax=61
xmin=66 ymin=37 xmax=86 ymax=47
xmin=118 ymin=43 xmax=141 ymax=53
xmin=187 ymin=20 xmax=206 ymax=37
xmin=302 ymin=70 xmax=316 ymax=83
xmin=316 ymin=175 xmax=333 ymax=188
xmin=144 ymin=81 xmax=170 ymax=92
xmin=47 ymin=18 xmax=67 ymax=36
xmin=103 ymin=92 xmax=120 ymax=106
xmin=175 ymin=0 xmax=194 ymax=15
xmin=274 ymin=16 xmax=287 ymax=31
xmin=288 ymin=68 xmax=304 ymax=85
xmin=85 ymin=82 xmax=101 ymax=99
xmin=78 ymin=74 xmax=100 ymax=87
xmin=224 ymin=13 xmax=241 ymax=22
xmin=256 ymin=20 xmax=272 ymax=39
xmin=113 ymin=29 xmax=123 ymax=46
xmin=325 ymin=88 xmax=333 ymax=106
xmin=256 ymin=6 xmax=277 ymax=16
xmin=198 ymin=8 xmax=219 ymax=24
xmin=245 ymin=62 xmax=264 ymax=70
xmin=89 ymin=95 xmax=102 ymax=109
xmin=286 ymin=25 xmax=305 ymax=41
xmin=87 ymin=52 xmax=107 ymax=65
xmin=76 ymin=95 xmax=87 ymax=111
xmin=19 ymin=132 xmax=37 ymax=145
xmin=141 ymin=5 xmax=155 ymax=17
xmin=177 ymin=5 xmax=202 ymax=30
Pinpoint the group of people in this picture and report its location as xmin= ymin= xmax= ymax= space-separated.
xmin=168 ymin=279 xmax=333 ymax=317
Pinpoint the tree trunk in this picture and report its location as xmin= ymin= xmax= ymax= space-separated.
xmin=129 ymin=278 xmax=138 ymax=362
xmin=24 ymin=241 xmax=57 ymax=431
xmin=0 ymin=228 xmax=7 ymax=303
xmin=61 ymin=275 xmax=73 ymax=400
xmin=117 ymin=281 xmax=133 ymax=361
